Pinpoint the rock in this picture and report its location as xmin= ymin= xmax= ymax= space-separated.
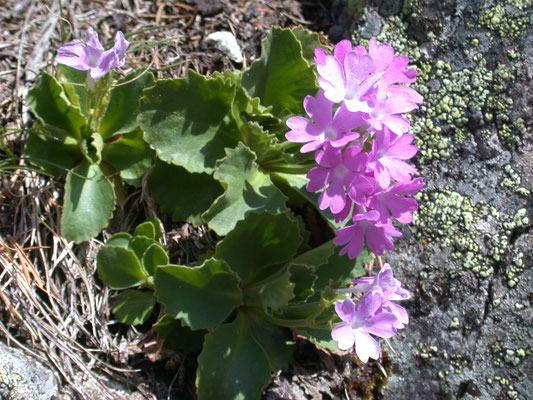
xmin=345 ymin=0 xmax=533 ymax=399
xmin=0 ymin=341 xmax=58 ymax=400
xmin=56 ymin=371 xmax=146 ymax=400
xmin=206 ymin=31 xmax=243 ymax=64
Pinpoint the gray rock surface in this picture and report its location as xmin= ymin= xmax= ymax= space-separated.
xmin=348 ymin=0 xmax=532 ymax=399
xmin=0 ymin=341 xmax=58 ymax=400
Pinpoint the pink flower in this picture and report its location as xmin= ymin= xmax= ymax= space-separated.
xmin=352 ymin=263 xmax=411 ymax=301
xmin=285 ymin=90 xmax=362 ymax=153
xmin=354 ymin=38 xmax=418 ymax=88
xmin=306 ymin=144 xmax=372 ymax=214
xmin=352 ymin=264 xmax=411 ymax=329
xmin=333 ymin=209 xmax=402 ymax=258
xmin=367 ymin=178 xmax=425 ymax=224
xmin=331 ymin=294 xmax=397 ymax=361
xmin=56 ymin=28 xmax=129 ymax=80
xmin=367 ymin=128 xmax=419 ymax=188
xmin=316 ymin=51 xmax=382 ymax=112
xmin=363 ymin=85 xmax=423 ymax=136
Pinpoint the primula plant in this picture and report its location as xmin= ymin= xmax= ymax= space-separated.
xmin=25 ymin=28 xmax=154 ymax=242
xmin=284 ymin=38 xmax=424 ymax=361
xmin=26 ymin=25 xmax=423 ymax=400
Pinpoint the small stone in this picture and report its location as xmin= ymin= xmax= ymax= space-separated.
xmin=0 ymin=342 xmax=58 ymax=399
xmin=206 ymin=31 xmax=243 ymax=63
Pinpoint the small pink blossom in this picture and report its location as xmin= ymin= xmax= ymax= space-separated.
xmin=368 ymin=178 xmax=425 ymax=224
xmin=57 ymin=28 xmax=129 ymax=80
xmin=354 ymin=38 xmax=418 ymax=88
xmin=285 ymin=90 xmax=362 ymax=153
xmin=334 ymin=209 xmax=402 ymax=258
xmin=306 ymin=144 xmax=372 ymax=214
xmin=363 ymin=85 xmax=423 ymax=136
xmin=316 ymin=52 xmax=382 ymax=112
xmin=331 ymin=295 xmax=397 ymax=361
xmin=367 ymin=128 xmax=419 ymax=188
xmin=352 ymin=264 xmax=411 ymax=328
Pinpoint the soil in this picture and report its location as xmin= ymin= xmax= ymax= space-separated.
xmin=0 ymin=0 xmax=389 ymax=399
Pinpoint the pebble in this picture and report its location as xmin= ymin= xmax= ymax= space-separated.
xmin=206 ymin=31 xmax=243 ymax=63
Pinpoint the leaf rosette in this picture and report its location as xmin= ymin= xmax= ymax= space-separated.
xmin=25 ymin=68 xmax=155 ymax=242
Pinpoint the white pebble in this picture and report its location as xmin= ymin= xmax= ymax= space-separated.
xmin=206 ymin=31 xmax=243 ymax=64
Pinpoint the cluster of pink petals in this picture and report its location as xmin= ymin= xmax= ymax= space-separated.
xmin=56 ymin=27 xmax=129 ymax=80
xmin=331 ymin=264 xmax=410 ymax=362
xmin=285 ymin=38 xmax=424 ymax=259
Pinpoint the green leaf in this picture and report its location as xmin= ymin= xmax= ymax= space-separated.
xmin=24 ymin=131 xmax=81 ymax=177
xmin=241 ymin=27 xmax=317 ymax=116
xmin=272 ymin=171 xmax=340 ymax=232
xmin=246 ymin=312 xmax=294 ymax=371
xmin=80 ymin=132 xmax=104 ymax=164
xmin=106 ymin=232 xmax=132 ymax=248
xmin=99 ymin=70 xmax=155 ymax=139
xmin=214 ymin=211 xmax=302 ymax=284
xmin=287 ymin=263 xmax=316 ymax=303
xmin=97 ymin=245 xmax=148 ymax=289
xmin=101 ymin=129 xmax=154 ymax=186
xmin=293 ymin=240 xmax=336 ymax=268
xmin=294 ymin=326 xmax=337 ymax=351
xmin=196 ymin=312 xmax=272 ymax=400
xmin=242 ymin=120 xmax=283 ymax=164
xmin=211 ymin=69 xmax=242 ymax=86
xmin=138 ymin=71 xmax=241 ymax=174
xmin=202 ymin=143 xmax=288 ymax=235
xmin=142 ymin=243 xmax=169 ymax=276
xmin=314 ymin=247 xmax=370 ymax=292
xmin=291 ymin=26 xmax=326 ymax=67
xmin=154 ymin=314 xmax=206 ymax=353
xmin=130 ymin=236 xmax=156 ymax=263
xmin=154 ymin=258 xmax=242 ymax=330
xmin=243 ymin=266 xmax=294 ymax=312
xmin=61 ymin=159 xmax=115 ymax=243
xmin=146 ymin=217 xmax=163 ymax=240
xmin=134 ymin=221 xmax=156 ymax=239
xmin=26 ymin=72 xmax=87 ymax=142
xmin=132 ymin=218 xmax=163 ymax=240
xmin=112 ymin=289 xmax=155 ymax=325
xmin=273 ymin=300 xmax=323 ymax=321
xmin=56 ymin=65 xmax=88 ymax=115
xmin=147 ymin=160 xmax=223 ymax=226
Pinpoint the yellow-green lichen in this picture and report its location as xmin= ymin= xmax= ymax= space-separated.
xmin=500 ymin=165 xmax=532 ymax=196
xmin=478 ymin=4 xmax=530 ymax=39
xmin=449 ymin=316 xmax=460 ymax=330
xmin=414 ymin=188 xmax=532 ymax=281
xmin=358 ymin=8 xmax=529 ymax=162
xmin=414 ymin=189 xmax=501 ymax=277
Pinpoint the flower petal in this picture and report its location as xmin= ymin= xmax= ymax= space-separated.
xmin=353 ymin=330 xmax=381 ymax=363
xmin=331 ymin=323 xmax=356 ymax=350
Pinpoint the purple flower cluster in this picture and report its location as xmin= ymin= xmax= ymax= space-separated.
xmin=57 ymin=27 xmax=129 ymax=80
xmin=286 ymin=39 xmax=424 ymax=259
xmin=331 ymin=264 xmax=410 ymax=362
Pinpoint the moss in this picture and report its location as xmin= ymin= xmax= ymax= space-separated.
xmin=346 ymin=352 xmax=392 ymax=399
